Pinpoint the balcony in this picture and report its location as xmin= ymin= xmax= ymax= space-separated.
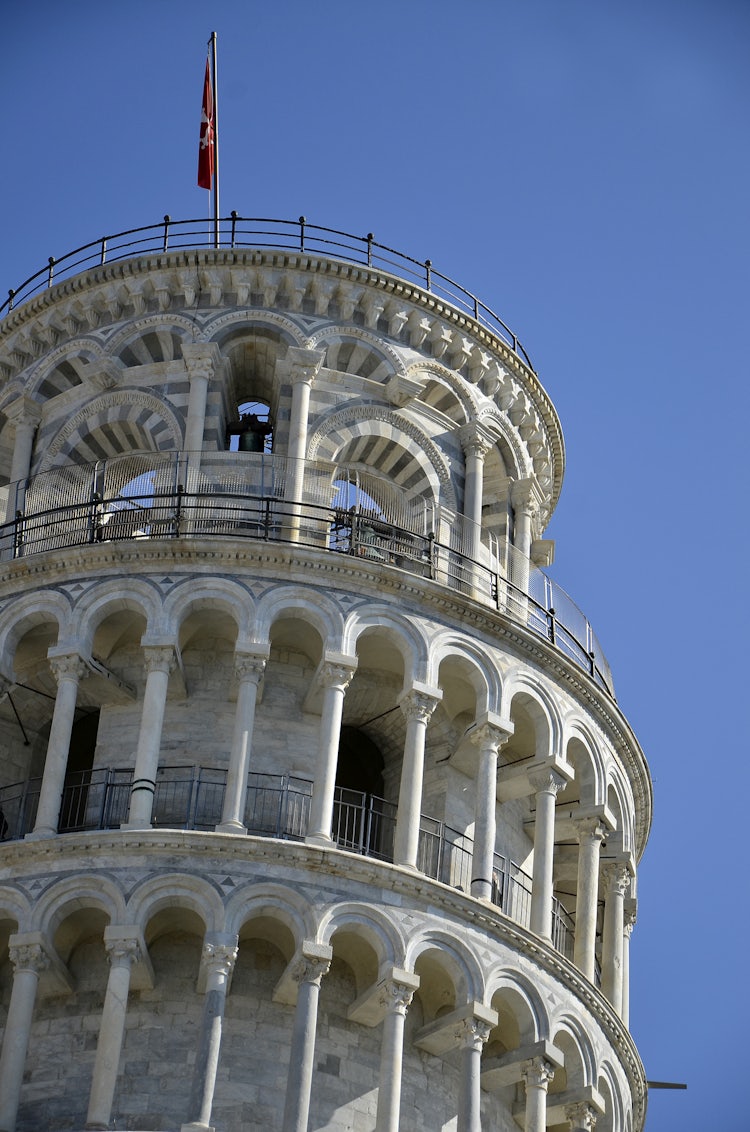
xmin=0 ymin=452 xmax=614 ymax=696
xmin=0 ymin=765 xmax=578 ymax=968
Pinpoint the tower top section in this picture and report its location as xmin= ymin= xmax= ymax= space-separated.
xmin=0 ymin=215 xmax=565 ymax=522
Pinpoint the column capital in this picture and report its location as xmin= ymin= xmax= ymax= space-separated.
xmin=459 ymin=420 xmax=495 ymax=461
xmin=287 ymin=346 xmax=325 ymax=385
xmin=521 ymin=1055 xmax=556 ymax=1091
xmin=142 ymin=645 xmax=177 ymax=676
xmin=510 ymin=476 xmax=543 ymax=516
xmin=201 ymin=940 xmax=239 ymax=979
xmin=292 ymin=952 xmax=331 ymax=989
xmin=8 ymin=939 xmax=49 ymax=976
xmin=4 ymin=394 xmax=42 ymax=428
xmin=399 ymin=686 xmax=441 ymax=725
xmin=378 ymin=976 xmax=418 ymax=1016
xmin=624 ymin=904 xmax=638 ymax=935
xmin=181 ymin=341 xmax=222 ymax=383
xmin=47 ymin=651 xmax=89 ymax=685
xmin=602 ymin=861 xmax=632 ymax=896
xmin=234 ymin=652 xmax=267 ymax=684
xmin=104 ymin=936 xmax=142 ymax=968
xmin=468 ymin=717 xmax=513 ymax=753
xmin=318 ymin=659 xmax=356 ymax=693
xmin=574 ymin=815 xmax=607 ymax=843
xmin=529 ymin=766 xmax=567 ymax=796
xmin=565 ymin=1101 xmax=598 ymax=1130
xmin=454 ymin=1014 xmax=494 ymax=1053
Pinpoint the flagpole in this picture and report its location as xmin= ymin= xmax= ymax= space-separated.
xmin=209 ymin=31 xmax=219 ymax=248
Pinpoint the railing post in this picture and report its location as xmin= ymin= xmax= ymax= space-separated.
xmin=425 ymin=259 xmax=432 ymax=291
xmin=47 ymin=257 xmax=55 ymax=288
xmin=100 ymin=237 xmax=107 ymax=265
xmin=13 ymin=510 xmax=23 ymax=558
xmin=7 ymin=289 xmax=14 ymax=311
xmin=366 ymin=232 xmax=374 ymax=266
xmin=548 ymin=607 xmax=557 ymax=646
xmin=299 ymin=215 xmax=306 ymax=252
xmin=163 ymin=214 xmax=171 ymax=253
xmin=230 ymin=210 xmax=238 ymax=248
xmin=174 ymin=483 xmax=183 ymax=537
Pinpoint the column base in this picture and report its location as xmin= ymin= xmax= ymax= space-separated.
xmin=120 ymin=820 xmax=153 ymax=832
xmin=304 ymin=833 xmax=335 ymax=848
xmin=215 ymin=821 xmax=248 ymax=835
xmin=181 ymin=1123 xmax=215 ymax=1132
xmin=24 ymin=828 xmax=57 ymax=840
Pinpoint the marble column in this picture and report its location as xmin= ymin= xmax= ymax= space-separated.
xmin=601 ymin=862 xmax=631 ymax=1016
xmin=375 ymin=977 xmax=417 ymax=1132
xmin=85 ymin=936 xmax=141 ymax=1130
xmin=392 ymin=688 xmax=440 ymax=869
xmin=469 ymin=722 xmax=511 ymax=900
xmin=281 ymin=950 xmax=331 ymax=1132
xmin=565 ymin=1101 xmax=598 ymax=1131
xmin=182 ymin=939 xmax=238 ymax=1132
xmin=217 ymin=652 xmax=267 ymax=832
xmin=29 ymin=653 xmax=88 ymax=838
xmin=509 ymin=478 xmax=539 ymax=608
xmin=123 ymin=646 xmax=175 ymax=829
xmin=182 ymin=343 xmax=221 ymax=473
xmin=306 ymin=661 xmax=356 ymax=844
xmin=573 ymin=817 xmax=606 ymax=981
xmin=0 ymin=938 xmax=48 ymax=1132
xmin=284 ymin=348 xmax=324 ymax=542
xmin=459 ymin=423 xmax=493 ymax=588
xmin=456 ymin=1015 xmax=493 ymax=1132
xmin=521 ymin=1056 xmax=556 ymax=1132
xmin=3 ymin=396 xmax=41 ymax=523
xmin=529 ymin=768 xmax=566 ymax=939
xmin=622 ymin=906 xmax=637 ymax=1027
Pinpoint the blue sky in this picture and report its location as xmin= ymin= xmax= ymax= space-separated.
xmin=3 ymin=1 xmax=749 ymax=1128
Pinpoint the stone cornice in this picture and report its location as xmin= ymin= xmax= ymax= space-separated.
xmin=0 ymin=829 xmax=646 ymax=1131
xmin=0 ymin=537 xmax=652 ymax=856
xmin=0 ymin=250 xmax=564 ymax=518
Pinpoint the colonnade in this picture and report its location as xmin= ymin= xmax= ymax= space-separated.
xmin=0 ymin=925 xmax=613 ymax=1132
xmin=13 ymin=632 xmax=633 ymax=1018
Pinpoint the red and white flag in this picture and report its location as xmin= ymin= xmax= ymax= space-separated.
xmin=198 ymin=58 xmax=214 ymax=189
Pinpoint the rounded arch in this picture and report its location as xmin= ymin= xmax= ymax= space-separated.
xmin=598 ymin=1060 xmax=626 ymax=1132
xmin=28 ymin=337 xmax=108 ymax=401
xmin=563 ymin=720 xmax=607 ymax=808
xmin=485 ymin=969 xmax=548 ymax=1045
xmin=30 ymin=873 xmax=126 ymax=936
xmin=104 ymin=313 xmax=202 ymax=361
xmin=225 ymin=883 xmax=314 ymax=951
xmin=430 ymin=633 xmax=500 ymax=718
xmin=74 ymin=578 xmax=163 ymax=654
xmin=404 ymin=360 xmax=478 ymax=424
xmin=255 ymin=586 xmax=344 ymax=652
xmin=501 ymin=672 xmax=563 ymax=763
xmin=343 ymin=607 xmax=428 ymax=687
xmin=607 ymin=765 xmax=635 ymax=853
xmin=0 ymin=887 xmax=32 ymax=931
xmin=405 ymin=928 xmax=483 ymax=1005
xmin=550 ymin=1013 xmax=597 ymax=1089
xmin=309 ymin=325 xmax=406 ymax=383
xmin=0 ymin=591 xmax=72 ymax=673
xmin=162 ymin=577 xmax=255 ymax=641
xmin=125 ymin=873 xmax=225 ymax=936
xmin=38 ymin=389 xmax=184 ymax=471
xmin=205 ymin=307 xmax=307 ymax=353
xmin=317 ymin=902 xmax=403 ymax=971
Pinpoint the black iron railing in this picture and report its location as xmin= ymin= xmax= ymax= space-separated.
xmin=0 ymin=473 xmax=614 ymax=697
xmin=1 ymin=215 xmax=534 ymax=370
xmin=0 ymin=767 xmax=577 ymax=964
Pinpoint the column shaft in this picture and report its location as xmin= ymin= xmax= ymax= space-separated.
xmin=306 ymin=664 xmax=354 ymax=844
xmin=183 ymin=942 xmax=237 ymax=1130
xmin=529 ymin=771 xmax=564 ymax=939
xmin=393 ymin=691 xmax=439 ymax=869
xmin=85 ymin=940 xmax=140 ymax=1130
xmin=281 ymin=954 xmax=330 ymax=1132
xmin=601 ymin=864 xmax=630 ymax=1015
xmin=124 ymin=649 xmax=173 ymax=829
xmin=522 ymin=1057 xmax=555 ymax=1132
xmin=376 ymin=1007 xmax=407 ymax=1132
xmin=31 ymin=655 xmax=86 ymax=837
xmin=218 ymin=657 xmax=265 ymax=832
xmin=573 ymin=819 xmax=605 ymax=980
xmin=0 ymin=942 xmax=47 ymax=1132
xmin=470 ymin=724 xmax=509 ymax=900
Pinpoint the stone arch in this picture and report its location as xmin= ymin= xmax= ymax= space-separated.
xmin=255 ymin=587 xmax=344 ymax=653
xmin=321 ymin=906 xmax=402 ymax=997
xmin=430 ymin=633 xmax=500 ymax=719
xmin=607 ymin=766 xmax=634 ymax=853
xmin=308 ymin=405 xmax=456 ymax=513
xmin=30 ymin=874 xmax=126 ymax=937
xmin=318 ymin=902 xmax=403 ymax=973
xmin=598 ymin=1060 xmax=625 ymax=1132
xmin=37 ymin=389 xmax=184 ymax=471
xmin=475 ymin=405 xmax=531 ymax=483
xmin=125 ymin=873 xmax=225 ymax=937
xmin=501 ymin=673 xmax=562 ymax=763
xmin=0 ymin=591 xmax=72 ymax=673
xmin=404 ymin=360 xmax=478 ymax=424
xmin=310 ymin=327 xmax=403 ymax=383
xmin=162 ymin=578 xmax=254 ymax=642
xmin=225 ymin=883 xmax=313 ymax=952
xmin=563 ymin=721 xmax=606 ymax=809
xmin=485 ymin=969 xmax=548 ymax=1045
xmin=74 ymin=578 xmax=163 ymax=655
xmin=342 ymin=607 xmax=427 ymax=688
xmin=28 ymin=338 xmax=108 ymax=401
xmin=405 ymin=929 xmax=483 ymax=1007
xmin=550 ymin=1013 xmax=597 ymax=1090
xmin=205 ymin=308 xmax=307 ymax=352
xmin=104 ymin=313 xmax=199 ymax=362
xmin=0 ymin=888 xmax=32 ymax=932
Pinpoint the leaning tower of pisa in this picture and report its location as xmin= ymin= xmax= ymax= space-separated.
xmin=0 ymin=218 xmax=650 ymax=1132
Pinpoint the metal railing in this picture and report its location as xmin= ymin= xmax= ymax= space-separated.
xmin=0 ymin=769 xmax=579 ymax=966
xmin=0 ymin=215 xmax=534 ymax=371
xmin=0 ymin=455 xmax=614 ymax=697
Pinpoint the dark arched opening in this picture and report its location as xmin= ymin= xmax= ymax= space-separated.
xmin=333 ymin=727 xmax=394 ymax=861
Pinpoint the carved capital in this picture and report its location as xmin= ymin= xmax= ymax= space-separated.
xmin=565 ymin=1101 xmax=598 ymax=1131
xmin=521 ymin=1055 xmax=556 ymax=1091
xmin=291 ymin=954 xmax=331 ymax=988
xmin=528 ymin=767 xmax=567 ymax=797
xmin=182 ymin=342 xmax=221 ymax=384
xmin=234 ymin=653 xmax=266 ymax=684
xmin=378 ymin=978 xmax=416 ymax=1016
xmin=202 ymin=941 xmax=238 ymax=979
xmin=143 ymin=646 xmax=176 ymax=676
xmin=602 ymin=862 xmax=632 ymax=897
xmin=48 ymin=653 xmax=88 ymax=685
xmin=9 ymin=942 xmax=49 ymax=976
xmin=510 ymin=477 xmax=541 ymax=519
xmin=574 ymin=816 xmax=607 ymax=844
xmin=399 ymin=689 xmax=440 ymax=726
xmin=105 ymin=937 xmax=141 ymax=969
xmin=287 ymin=346 xmax=325 ymax=386
xmin=468 ymin=721 xmax=511 ymax=754
xmin=454 ymin=1015 xmax=493 ymax=1052
xmin=319 ymin=662 xmax=356 ymax=694
xmin=4 ymin=395 xmax=42 ymax=429
xmin=459 ymin=421 xmax=494 ymax=461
